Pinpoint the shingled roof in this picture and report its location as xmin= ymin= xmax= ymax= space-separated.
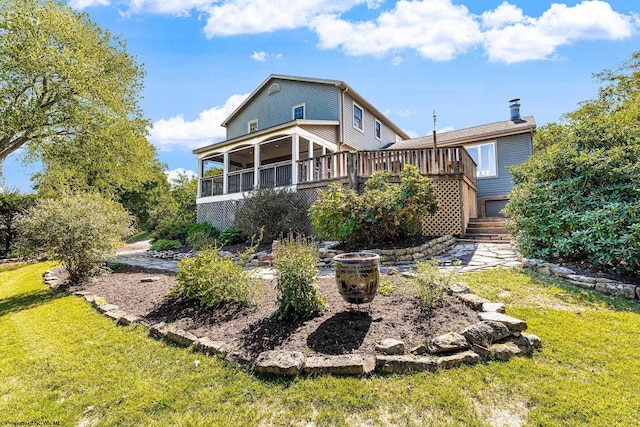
xmin=390 ymin=116 xmax=536 ymax=149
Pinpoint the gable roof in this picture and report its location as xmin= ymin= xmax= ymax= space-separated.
xmin=391 ymin=116 xmax=536 ymax=149
xmin=221 ymin=74 xmax=410 ymax=140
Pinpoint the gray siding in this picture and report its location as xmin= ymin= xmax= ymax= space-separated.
xmin=300 ymin=124 xmax=339 ymax=144
xmin=475 ymin=133 xmax=532 ymax=199
xmin=226 ymin=79 xmax=341 ymax=140
xmin=342 ymin=92 xmax=396 ymax=151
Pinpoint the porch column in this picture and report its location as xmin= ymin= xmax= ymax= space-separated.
xmin=254 ymin=143 xmax=260 ymax=189
xmin=292 ymin=134 xmax=299 ymax=185
xmin=222 ymin=152 xmax=229 ymax=195
xmin=197 ymin=158 xmax=203 ymax=198
xmin=308 ymin=140 xmax=313 ymax=182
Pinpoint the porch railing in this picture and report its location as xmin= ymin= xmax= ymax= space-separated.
xmin=297 ymin=151 xmax=349 ymax=183
xmin=296 ymin=147 xmax=477 ymax=186
xmin=200 ymin=175 xmax=223 ymax=197
xmin=259 ymin=161 xmax=292 ymax=188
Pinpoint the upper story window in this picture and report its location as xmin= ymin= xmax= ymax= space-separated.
xmin=353 ymin=103 xmax=363 ymax=131
xmin=268 ymin=83 xmax=280 ymax=95
xmin=293 ymin=103 xmax=305 ymax=120
xmin=466 ymin=142 xmax=497 ymax=178
xmin=248 ymin=119 xmax=258 ymax=133
xmin=374 ymin=119 xmax=382 ymax=140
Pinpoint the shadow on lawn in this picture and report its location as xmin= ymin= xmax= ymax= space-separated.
xmin=0 ymin=289 xmax=65 ymax=318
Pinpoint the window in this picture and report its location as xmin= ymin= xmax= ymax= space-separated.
xmin=268 ymin=83 xmax=280 ymax=95
xmin=293 ymin=103 xmax=305 ymax=120
xmin=353 ymin=103 xmax=363 ymax=131
xmin=466 ymin=142 xmax=497 ymax=177
xmin=374 ymin=119 xmax=382 ymax=140
xmin=248 ymin=119 xmax=258 ymax=133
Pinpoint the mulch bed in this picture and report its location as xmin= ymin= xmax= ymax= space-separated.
xmin=64 ymin=265 xmax=478 ymax=358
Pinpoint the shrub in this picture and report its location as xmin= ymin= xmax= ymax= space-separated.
xmin=0 ymin=189 xmax=36 ymax=258
xmin=16 ymin=193 xmax=135 ymax=283
xmin=172 ymin=246 xmax=262 ymax=306
xmin=186 ymin=222 xmax=219 ymax=250
xmin=151 ymin=221 xmax=192 ymax=244
xmin=505 ymin=117 xmax=640 ymax=275
xmin=310 ymin=164 xmax=438 ymax=246
xmin=411 ymin=259 xmax=457 ymax=308
xmin=273 ymin=233 xmax=326 ymax=320
xmin=150 ymin=239 xmax=183 ymax=252
xmin=219 ymin=225 xmax=244 ymax=245
xmin=234 ymin=187 xmax=309 ymax=242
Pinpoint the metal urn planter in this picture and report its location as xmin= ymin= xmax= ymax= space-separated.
xmin=333 ymin=252 xmax=380 ymax=304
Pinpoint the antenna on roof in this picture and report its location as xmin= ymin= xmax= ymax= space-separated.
xmin=433 ymin=110 xmax=439 ymax=170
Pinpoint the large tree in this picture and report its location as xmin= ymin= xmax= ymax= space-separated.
xmin=0 ymin=0 xmax=155 ymax=194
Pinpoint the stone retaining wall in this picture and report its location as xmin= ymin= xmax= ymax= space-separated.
xmin=522 ymin=258 xmax=639 ymax=301
xmin=43 ymin=269 xmax=542 ymax=377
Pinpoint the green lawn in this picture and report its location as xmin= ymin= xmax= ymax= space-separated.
xmin=1 ymin=263 xmax=639 ymax=426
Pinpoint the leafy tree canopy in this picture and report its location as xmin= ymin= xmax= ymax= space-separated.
xmin=0 ymin=0 xmax=156 ymax=197
xmin=506 ymin=51 xmax=640 ymax=276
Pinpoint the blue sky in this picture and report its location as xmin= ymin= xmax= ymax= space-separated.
xmin=4 ymin=0 xmax=640 ymax=191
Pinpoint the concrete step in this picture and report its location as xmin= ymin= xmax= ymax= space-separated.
xmin=456 ymin=238 xmax=513 ymax=244
xmin=466 ymin=224 xmax=509 ymax=233
xmin=468 ymin=217 xmax=507 ymax=223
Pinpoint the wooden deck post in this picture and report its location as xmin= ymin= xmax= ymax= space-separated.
xmin=348 ymin=152 xmax=358 ymax=190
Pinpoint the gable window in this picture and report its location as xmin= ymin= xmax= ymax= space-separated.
xmin=248 ymin=119 xmax=258 ymax=133
xmin=466 ymin=142 xmax=497 ymax=177
xmin=353 ymin=103 xmax=363 ymax=131
xmin=374 ymin=119 xmax=382 ymax=140
xmin=293 ymin=103 xmax=305 ymax=120
xmin=268 ymin=83 xmax=280 ymax=95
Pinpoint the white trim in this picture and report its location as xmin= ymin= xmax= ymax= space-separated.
xmin=353 ymin=102 xmax=364 ymax=133
xmin=197 ymin=185 xmax=298 ymax=204
xmin=466 ymin=140 xmax=498 ymax=178
xmin=248 ymin=119 xmax=258 ymax=133
xmin=374 ymin=118 xmax=382 ymax=140
xmin=292 ymin=103 xmax=306 ymax=120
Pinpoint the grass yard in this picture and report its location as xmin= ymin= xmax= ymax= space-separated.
xmin=1 ymin=262 xmax=639 ymax=426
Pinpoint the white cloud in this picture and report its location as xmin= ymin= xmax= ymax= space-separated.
xmin=391 ymin=55 xmax=403 ymax=66
xmin=251 ymin=51 xmax=283 ymax=62
xmin=68 ymin=0 xmax=110 ymax=9
xmin=203 ymin=0 xmax=364 ymax=37
xmin=149 ymin=93 xmax=249 ymax=151
xmin=166 ymin=168 xmax=197 ymax=184
xmin=78 ymin=0 xmax=638 ymax=64
xmin=482 ymin=1 xmax=636 ymax=63
xmin=437 ymin=125 xmax=455 ymax=133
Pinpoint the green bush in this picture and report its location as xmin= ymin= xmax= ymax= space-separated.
xmin=310 ymin=164 xmax=437 ymax=246
xmin=16 ymin=193 xmax=135 ymax=283
xmin=233 ymin=187 xmax=309 ymax=242
xmin=150 ymin=239 xmax=183 ymax=252
xmin=411 ymin=259 xmax=456 ymax=308
xmin=172 ymin=246 xmax=262 ymax=306
xmin=186 ymin=222 xmax=219 ymax=250
xmin=505 ymin=118 xmax=640 ymax=275
xmin=273 ymin=233 xmax=326 ymax=320
xmin=219 ymin=225 xmax=244 ymax=245
xmin=151 ymin=221 xmax=192 ymax=244
xmin=0 ymin=189 xmax=36 ymax=258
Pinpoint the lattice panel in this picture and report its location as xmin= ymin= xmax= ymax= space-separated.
xmin=296 ymin=188 xmax=320 ymax=235
xmin=197 ymin=200 xmax=237 ymax=231
xmin=421 ymin=179 xmax=462 ymax=236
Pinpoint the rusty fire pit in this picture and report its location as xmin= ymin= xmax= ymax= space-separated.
xmin=333 ymin=252 xmax=380 ymax=304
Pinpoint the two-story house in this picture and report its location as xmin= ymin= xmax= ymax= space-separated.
xmin=193 ymin=74 xmax=534 ymax=238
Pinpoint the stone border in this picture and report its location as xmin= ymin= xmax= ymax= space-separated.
xmin=42 ymin=268 xmax=542 ymax=377
xmin=521 ymin=258 xmax=639 ymax=301
xmin=144 ymin=235 xmax=458 ymax=269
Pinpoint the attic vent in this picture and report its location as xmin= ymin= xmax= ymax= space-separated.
xmin=268 ymin=83 xmax=280 ymax=95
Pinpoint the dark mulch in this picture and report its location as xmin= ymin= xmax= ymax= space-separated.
xmin=65 ymin=265 xmax=478 ymax=358
xmin=560 ymin=259 xmax=640 ymax=286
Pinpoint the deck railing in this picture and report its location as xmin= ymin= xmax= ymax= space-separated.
xmin=200 ymin=147 xmax=476 ymax=197
xmin=297 ymin=147 xmax=477 ymax=186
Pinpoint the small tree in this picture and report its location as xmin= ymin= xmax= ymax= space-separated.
xmin=16 ymin=193 xmax=135 ymax=283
